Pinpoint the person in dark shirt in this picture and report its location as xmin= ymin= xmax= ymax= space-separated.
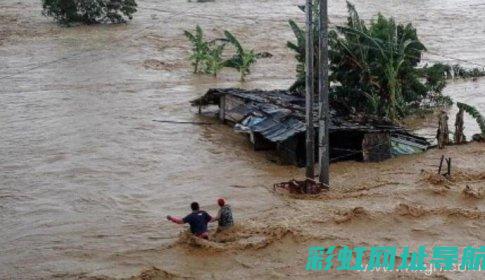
xmin=167 ymin=202 xmax=213 ymax=239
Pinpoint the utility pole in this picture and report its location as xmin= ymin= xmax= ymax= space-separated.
xmin=318 ymin=0 xmax=330 ymax=185
xmin=305 ymin=0 xmax=315 ymax=179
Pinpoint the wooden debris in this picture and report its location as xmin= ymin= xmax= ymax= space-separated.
xmin=463 ymin=185 xmax=483 ymax=199
xmin=274 ymin=178 xmax=328 ymax=194
xmin=437 ymin=155 xmax=452 ymax=177
xmin=152 ymin=120 xmax=213 ymax=125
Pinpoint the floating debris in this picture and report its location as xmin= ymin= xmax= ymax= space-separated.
xmin=273 ymin=178 xmax=328 ymax=194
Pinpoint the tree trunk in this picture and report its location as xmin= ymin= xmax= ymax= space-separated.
xmin=437 ymin=110 xmax=450 ymax=149
xmin=454 ymin=108 xmax=466 ymax=144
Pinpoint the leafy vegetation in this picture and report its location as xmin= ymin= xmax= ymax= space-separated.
xmin=332 ymin=4 xmax=430 ymax=120
xmin=287 ymin=1 xmax=482 ymax=121
xmin=223 ymin=31 xmax=270 ymax=81
xmin=184 ymin=27 xmax=270 ymax=80
xmin=457 ymin=102 xmax=485 ymax=136
xmin=287 ymin=19 xmax=312 ymax=92
xmin=204 ymin=41 xmax=226 ymax=76
xmin=184 ymin=25 xmax=209 ymax=74
xmin=432 ymin=63 xmax=485 ymax=80
xmin=42 ymin=0 xmax=137 ymax=25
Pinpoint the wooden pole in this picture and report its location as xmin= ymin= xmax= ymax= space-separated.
xmin=447 ymin=158 xmax=452 ymax=176
xmin=454 ymin=107 xmax=465 ymax=144
xmin=219 ymin=95 xmax=226 ymax=123
xmin=437 ymin=110 xmax=450 ymax=149
xmin=318 ymin=0 xmax=330 ymax=185
xmin=438 ymin=155 xmax=445 ymax=174
xmin=305 ymin=0 xmax=315 ymax=179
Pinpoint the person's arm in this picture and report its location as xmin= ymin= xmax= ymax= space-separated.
xmin=167 ymin=215 xmax=185 ymax=224
xmin=212 ymin=209 xmax=221 ymax=222
xmin=206 ymin=212 xmax=217 ymax=223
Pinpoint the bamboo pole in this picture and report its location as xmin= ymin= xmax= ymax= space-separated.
xmin=305 ymin=0 xmax=315 ymax=179
xmin=318 ymin=0 xmax=330 ymax=185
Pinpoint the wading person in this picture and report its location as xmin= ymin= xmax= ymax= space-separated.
xmin=167 ymin=202 xmax=213 ymax=239
xmin=214 ymin=198 xmax=234 ymax=231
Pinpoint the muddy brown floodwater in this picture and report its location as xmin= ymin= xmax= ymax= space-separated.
xmin=0 ymin=0 xmax=484 ymax=279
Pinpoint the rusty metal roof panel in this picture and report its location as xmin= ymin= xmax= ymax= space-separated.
xmin=192 ymin=88 xmax=410 ymax=141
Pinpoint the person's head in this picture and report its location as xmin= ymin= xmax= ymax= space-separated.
xmin=190 ymin=202 xmax=200 ymax=211
xmin=217 ymin=198 xmax=225 ymax=207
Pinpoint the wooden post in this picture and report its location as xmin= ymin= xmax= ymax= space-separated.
xmin=438 ymin=155 xmax=445 ymax=174
xmin=454 ymin=107 xmax=465 ymax=144
xmin=318 ymin=0 xmax=330 ymax=186
xmin=437 ymin=110 xmax=449 ymax=149
xmin=219 ymin=95 xmax=226 ymax=123
xmin=447 ymin=158 xmax=452 ymax=176
xmin=305 ymin=0 xmax=315 ymax=179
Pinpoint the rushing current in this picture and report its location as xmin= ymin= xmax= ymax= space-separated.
xmin=1 ymin=0 xmax=484 ymax=278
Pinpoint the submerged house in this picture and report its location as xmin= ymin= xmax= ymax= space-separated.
xmin=192 ymin=88 xmax=430 ymax=167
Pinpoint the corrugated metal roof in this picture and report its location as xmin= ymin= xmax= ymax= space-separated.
xmin=231 ymin=101 xmax=306 ymax=142
xmin=192 ymin=88 xmax=410 ymax=143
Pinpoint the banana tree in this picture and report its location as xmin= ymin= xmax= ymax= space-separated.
xmin=287 ymin=19 xmax=309 ymax=92
xmin=204 ymin=40 xmax=226 ymax=76
xmin=339 ymin=26 xmax=423 ymax=119
xmin=329 ymin=2 xmax=428 ymax=120
xmin=184 ymin=25 xmax=209 ymax=73
xmin=286 ymin=1 xmax=462 ymax=120
xmin=223 ymin=31 xmax=269 ymax=81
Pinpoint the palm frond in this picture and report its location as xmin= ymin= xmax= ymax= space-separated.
xmin=184 ymin=30 xmax=196 ymax=43
xmin=457 ymin=102 xmax=485 ymax=135
xmin=224 ymin=30 xmax=243 ymax=54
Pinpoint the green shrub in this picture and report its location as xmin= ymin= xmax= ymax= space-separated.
xmin=42 ymin=0 xmax=137 ymax=25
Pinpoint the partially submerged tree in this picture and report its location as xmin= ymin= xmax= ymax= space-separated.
xmin=437 ymin=110 xmax=450 ymax=149
xmin=457 ymin=102 xmax=485 ymax=137
xmin=448 ymin=64 xmax=485 ymax=80
xmin=184 ymin=25 xmax=209 ymax=73
xmin=454 ymin=107 xmax=466 ymax=144
xmin=286 ymin=1 xmax=480 ymax=121
xmin=204 ymin=40 xmax=226 ymax=76
xmin=287 ymin=18 xmax=310 ymax=92
xmin=223 ymin=31 xmax=270 ymax=81
xmin=42 ymin=0 xmax=137 ymax=25
xmin=183 ymin=27 xmax=270 ymax=80
xmin=330 ymin=5 xmax=428 ymax=119
xmin=330 ymin=2 xmax=447 ymax=120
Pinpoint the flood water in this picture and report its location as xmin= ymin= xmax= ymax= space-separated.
xmin=1 ymin=0 xmax=484 ymax=279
